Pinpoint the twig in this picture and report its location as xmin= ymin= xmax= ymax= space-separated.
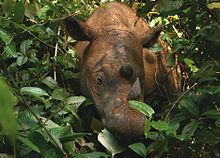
xmin=165 ymin=82 xmax=198 ymax=121
xmin=13 ymin=141 xmax=16 ymax=158
xmin=54 ymin=26 xmax=61 ymax=81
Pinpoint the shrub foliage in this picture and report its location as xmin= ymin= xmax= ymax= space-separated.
xmin=0 ymin=0 xmax=219 ymax=157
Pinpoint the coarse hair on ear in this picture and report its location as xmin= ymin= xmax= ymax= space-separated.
xmin=64 ymin=16 xmax=98 ymax=41
xmin=141 ymin=25 xmax=164 ymax=47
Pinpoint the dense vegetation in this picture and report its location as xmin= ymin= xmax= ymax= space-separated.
xmin=0 ymin=0 xmax=219 ymax=157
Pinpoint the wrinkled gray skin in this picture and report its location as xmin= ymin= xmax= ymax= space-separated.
xmin=65 ymin=2 xmax=181 ymax=137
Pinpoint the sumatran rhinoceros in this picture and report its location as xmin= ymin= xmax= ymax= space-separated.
xmin=65 ymin=2 xmax=181 ymax=137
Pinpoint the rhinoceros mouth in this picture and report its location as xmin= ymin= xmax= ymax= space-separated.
xmin=100 ymin=100 xmax=146 ymax=136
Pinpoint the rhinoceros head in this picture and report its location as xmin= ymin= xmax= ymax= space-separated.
xmin=65 ymin=16 xmax=162 ymax=137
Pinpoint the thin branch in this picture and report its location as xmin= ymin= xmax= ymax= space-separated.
xmin=54 ymin=26 xmax=61 ymax=81
xmin=165 ymin=82 xmax=198 ymax=121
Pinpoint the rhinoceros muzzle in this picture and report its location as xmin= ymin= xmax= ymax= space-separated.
xmin=100 ymin=77 xmax=145 ymax=137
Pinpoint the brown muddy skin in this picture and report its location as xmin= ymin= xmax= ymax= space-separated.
xmin=65 ymin=2 xmax=181 ymax=138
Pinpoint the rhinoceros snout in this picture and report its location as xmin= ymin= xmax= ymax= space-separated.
xmin=103 ymin=106 xmax=145 ymax=136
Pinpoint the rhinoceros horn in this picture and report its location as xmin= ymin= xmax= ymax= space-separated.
xmin=127 ymin=77 xmax=142 ymax=101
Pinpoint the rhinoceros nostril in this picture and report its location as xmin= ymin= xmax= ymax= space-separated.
xmin=120 ymin=64 xmax=133 ymax=79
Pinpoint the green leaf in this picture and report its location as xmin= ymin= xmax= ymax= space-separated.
xmin=183 ymin=58 xmax=199 ymax=73
xmin=149 ymin=43 xmax=163 ymax=53
xmin=3 ymin=0 xmax=13 ymax=16
xmin=20 ymin=87 xmax=49 ymax=97
xmin=181 ymin=119 xmax=198 ymax=140
xmin=67 ymin=96 xmax=86 ymax=106
xmin=202 ymin=109 xmax=220 ymax=120
xmin=151 ymin=120 xmax=170 ymax=132
xmin=144 ymin=118 xmax=151 ymax=137
xmin=0 ymin=78 xmax=18 ymax=140
xmin=98 ymin=129 xmax=126 ymax=157
xmin=4 ymin=43 xmax=17 ymax=58
xmin=77 ymin=152 xmax=110 ymax=158
xmin=13 ymin=1 xmax=25 ymax=22
xmin=42 ymin=76 xmax=58 ymax=89
xmin=0 ymin=29 xmax=12 ymax=45
xmin=204 ymin=86 xmax=220 ymax=95
xmin=17 ymin=110 xmax=38 ymax=130
xmin=40 ymin=117 xmax=59 ymax=129
xmin=66 ymin=96 xmax=86 ymax=116
xmin=179 ymin=96 xmax=199 ymax=116
xmin=158 ymin=0 xmax=183 ymax=12
xmin=52 ymin=88 xmax=65 ymax=101
xmin=129 ymin=100 xmax=155 ymax=118
xmin=28 ymin=131 xmax=48 ymax=154
xmin=0 ymin=153 xmax=13 ymax=158
xmin=20 ymin=40 xmax=33 ymax=54
xmin=37 ymin=5 xmax=50 ymax=20
xmin=44 ymin=149 xmax=60 ymax=158
xmin=17 ymin=136 xmax=40 ymax=153
xmin=147 ymin=132 xmax=159 ymax=140
xmin=129 ymin=143 xmax=147 ymax=157
xmin=202 ymin=110 xmax=220 ymax=117
xmin=16 ymin=53 xmax=28 ymax=66
xmin=24 ymin=1 xmax=40 ymax=19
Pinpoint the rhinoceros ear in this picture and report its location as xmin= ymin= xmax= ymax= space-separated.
xmin=141 ymin=25 xmax=164 ymax=47
xmin=64 ymin=16 xmax=98 ymax=41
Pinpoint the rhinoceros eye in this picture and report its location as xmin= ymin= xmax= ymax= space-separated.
xmin=96 ymin=73 xmax=104 ymax=86
xmin=120 ymin=64 xmax=133 ymax=79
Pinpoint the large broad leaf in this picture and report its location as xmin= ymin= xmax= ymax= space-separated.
xmin=24 ymin=1 xmax=40 ymax=19
xmin=3 ymin=0 xmax=13 ymax=16
xmin=4 ymin=43 xmax=17 ymax=58
xmin=147 ymin=132 xmax=159 ymax=140
xmin=0 ymin=78 xmax=18 ymax=140
xmin=27 ymin=131 xmax=48 ymax=154
xmin=129 ymin=100 xmax=155 ymax=118
xmin=66 ymin=96 xmax=86 ymax=117
xmin=0 ymin=153 xmax=13 ymax=158
xmin=98 ymin=129 xmax=126 ymax=157
xmin=202 ymin=109 xmax=220 ymax=120
xmin=42 ymin=76 xmax=58 ymax=89
xmin=17 ymin=136 xmax=40 ymax=153
xmin=129 ymin=143 xmax=147 ymax=157
xmin=180 ymin=119 xmax=199 ymax=140
xmin=20 ymin=40 xmax=33 ymax=54
xmin=44 ymin=149 xmax=60 ymax=158
xmin=20 ymin=87 xmax=49 ymax=97
xmin=150 ymin=120 xmax=170 ymax=132
xmin=16 ymin=53 xmax=28 ymax=66
xmin=144 ymin=119 xmax=151 ymax=137
xmin=13 ymin=1 xmax=24 ymax=22
xmin=52 ymin=88 xmax=65 ymax=101
xmin=178 ymin=96 xmax=199 ymax=117
xmin=157 ymin=0 xmax=183 ymax=13
xmin=0 ymin=29 xmax=12 ymax=45
xmin=17 ymin=110 xmax=38 ymax=130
